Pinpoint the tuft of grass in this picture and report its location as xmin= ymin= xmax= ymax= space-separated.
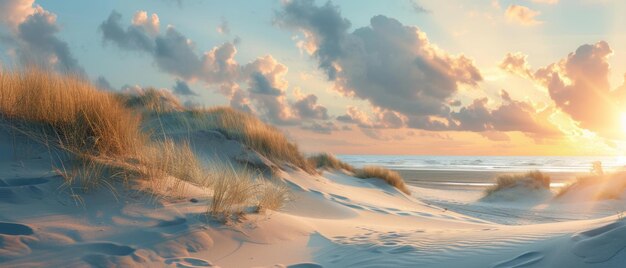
xmin=256 ymin=180 xmax=291 ymax=213
xmin=0 ymin=68 xmax=144 ymax=156
xmin=556 ymin=172 xmax=626 ymax=200
xmin=55 ymin=156 xmax=122 ymax=196
xmin=355 ymin=166 xmax=411 ymax=195
xmin=555 ymin=175 xmax=600 ymax=198
xmin=308 ymin=153 xmax=355 ymax=172
xmin=141 ymin=139 xmax=205 ymax=184
xmin=485 ymin=171 xmax=550 ymax=196
xmin=204 ymin=161 xmax=292 ymax=222
xmin=151 ymin=108 xmax=316 ymax=174
xmin=118 ymin=88 xmax=182 ymax=113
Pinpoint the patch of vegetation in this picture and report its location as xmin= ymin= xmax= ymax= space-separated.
xmin=485 ymin=171 xmax=550 ymax=196
xmin=0 ymin=69 xmax=293 ymax=218
xmin=150 ymin=108 xmax=316 ymax=174
xmin=354 ymin=166 xmax=411 ymax=195
xmin=307 ymin=153 xmax=355 ymax=172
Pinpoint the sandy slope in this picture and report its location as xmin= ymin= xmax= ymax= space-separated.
xmin=2 ymin=130 xmax=626 ymax=267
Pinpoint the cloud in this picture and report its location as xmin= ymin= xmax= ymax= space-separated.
xmin=451 ymin=90 xmax=560 ymax=136
xmin=100 ymin=11 xmax=239 ymax=83
xmin=16 ymin=9 xmax=84 ymax=74
xmin=95 ymin=76 xmax=114 ymax=91
xmin=505 ymin=5 xmax=542 ymax=26
xmin=100 ymin=11 xmax=155 ymax=51
xmin=336 ymin=106 xmax=374 ymax=127
xmin=336 ymin=106 xmax=407 ymax=131
xmin=242 ymin=55 xmax=300 ymax=125
xmin=480 ymin=131 xmax=510 ymax=141
xmin=409 ymin=0 xmax=430 ymax=14
xmin=293 ymin=93 xmax=329 ymax=120
xmin=274 ymin=0 xmax=569 ymax=140
xmin=499 ymin=52 xmax=533 ymax=79
xmin=172 ymin=79 xmax=197 ymax=95
xmin=276 ymin=0 xmax=482 ymax=119
xmin=301 ymin=121 xmax=339 ymax=134
xmin=100 ymin=10 xmax=333 ymax=131
xmin=501 ymin=41 xmax=625 ymax=138
xmin=0 ymin=0 xmax=35 ymax=29
xmin=217 ymin=17 xmax=230 ymax=34
xmin=132 ymin=11 xmax=160 ymax=36
xmin=537 ymin=41 xmax=621 ymax=136
xmin=0 ymin=1 xmax=85 ymax=75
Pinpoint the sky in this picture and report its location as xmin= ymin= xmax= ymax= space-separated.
xmin=2 ymin=0 xmax=626 ymax=156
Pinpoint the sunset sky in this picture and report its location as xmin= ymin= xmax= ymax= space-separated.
xmin=2 ymin=0 xmax=626 ymax=155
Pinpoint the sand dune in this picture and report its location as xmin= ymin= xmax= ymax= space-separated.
xmin=1 ymin=73 xmax=626 ymax=267
xmin=2 ymin=123 xmax=626 ymax=268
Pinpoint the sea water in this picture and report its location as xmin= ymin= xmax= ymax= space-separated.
xmin=336 ymin=155 xmax=626 ymax=190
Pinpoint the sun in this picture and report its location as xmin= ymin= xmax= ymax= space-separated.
xmin=621 ymin=113 xmax=626 ymax=133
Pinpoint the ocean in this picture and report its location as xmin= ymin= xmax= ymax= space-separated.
xmin=336 ymin=155 xmax=626 ymax=190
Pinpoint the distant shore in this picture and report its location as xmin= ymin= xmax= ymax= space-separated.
xmin=395 ymin=169 xmax=586 ymax=190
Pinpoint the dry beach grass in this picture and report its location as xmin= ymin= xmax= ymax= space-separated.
xmin=308 ymin=153 xmax=355 ymax=172
xmin=0 ymin=68 xmax=292 ymax=220
xmin=485 ymin=170 xmax=551 ymax=196
xmin=355 ymin=166 xmax=411 ymax=195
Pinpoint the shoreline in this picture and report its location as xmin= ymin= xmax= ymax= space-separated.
xmin=395 ymin=169 xmax=586 ymax=190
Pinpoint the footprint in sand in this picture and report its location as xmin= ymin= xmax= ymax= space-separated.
xmin=156 ymin=217 xmax=188 ymax=228
xmin=81 ymin=242 xmax=139 ymax=267
xmin=165 ymin=257 xmax=213 ymax=267
xmin=492 ymin=251 xmax=544 ymax=268
xmin=0 ymin=222 xmax=34 ymax=236
xmin=82 ymin=242 xmax=136 ymax=256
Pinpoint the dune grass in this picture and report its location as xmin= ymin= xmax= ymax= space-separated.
xmin=0 ymin=68 xmax=291 ymax=221
xmin=485 ymin=171 xmax=550 ymax=196
xmin=354 ymin=166 xmax=411 ymax=195
xmin=205 ymin=162 xmax=290 ymax=222
xmin=151 ymin=108 xmax=316 ymax=174
xmin=0 ymin=69 xmax=145 ymax=156
xmin=556 ymin=172 xmax=626 ymax=200
xmin=118 ymin=88 xmax=183 ymax=113
xmin=308 ymin=153 xmax=355 ymax=172
xmin=256 ymin=180 xmax=291 ymax=212
xmin=556 ymin=175 xmax=601 ymax=198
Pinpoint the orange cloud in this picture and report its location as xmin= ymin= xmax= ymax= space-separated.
xmin=505 ymin=5 xmax=542 ymax=26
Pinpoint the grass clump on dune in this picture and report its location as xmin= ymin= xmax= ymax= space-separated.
xmin=206 ymin=162 xmax=291 ymax=222
xmin=0 ymin=69 xmax=198 ymax=193
xmin=308 ymin=153 xmax=355 ymax=172
xmin=119 ymin=88 xmax=183 ymax=113
xmin=355 ymin=166 xmax=411 ymax=195
xmin=153 ymin=107 xmax=316 ymax=174
xmin=0 ymin=68 xmax=144 ymax=156
xmin=485 ymin=171 xmax=550 ymax=196
xmin=556 ymin=172 xmax=626 ymax=200
xmin=0 ymin=69 xmax=292 ymax=220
